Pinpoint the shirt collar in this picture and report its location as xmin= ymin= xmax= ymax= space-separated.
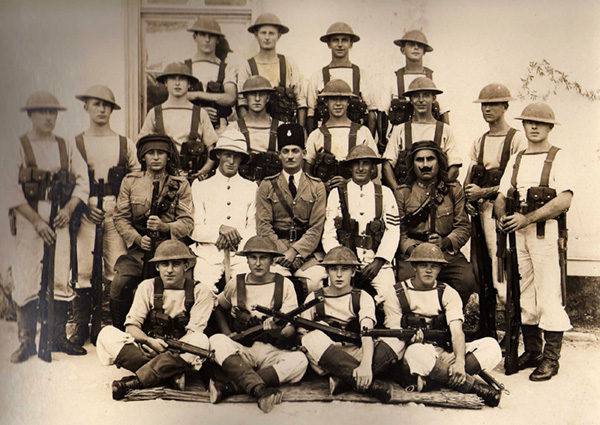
xmin=282 ymin=169 xmax=303 ymax=184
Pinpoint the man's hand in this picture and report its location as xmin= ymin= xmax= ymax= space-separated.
xmin=359 ymin=258 xmax=385 ymax=282
xmin=464 ymin=183 xmax=485 ymax=202
xmin=203 ymin=106 xmax=218 ymax=123
xmin=88 ymin=204 xmax=105 ymax=225
xmin=278 ymin=247 xmax=298 ymax=268
xmin=465 ymin=202 xmax=478 ymax=216
xmin=499 ymin=213 xmax=530 ymax=233
xmin=54 ymin=206 xmax=73 ymax=229
xmin=219 ymin=225 xmax=242 ymax=250
xmin=139 ymin=235 xmax=152 ymax=251
xmin=263 ymin=317 xmax=283 ymax=336
xmin=409 ymin=328 xmax=424 ymax=345
xmin=147 ymin=215 xmax=168 ymax=233
xmin=427 ymin=233 xmax=443 ymax=248
xmin=352 ymin=363 xmax=373 ymax=392
xmin=448 ymin=360 xmax=466 ymax=387
xmin=34 ymin=218 xmax=56 ymax=245
xmin=143 ymin=337 xmax=168 ymax=356
xmin=325 ymin=176 xmax=347 ymax=192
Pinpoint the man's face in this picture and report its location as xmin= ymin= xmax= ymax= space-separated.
xmin=327 ymin=265 xmax=355 ymax=291
xmin=401 ymin=41 xmax=426 ymax=62
xmin=247 ymin=253 xmax=273 ymax=279
xmin=165 ymin=76 xmax=190 ymax=98
xmin=350 ymin=159 xmax=375 ymax=186
xmin=412 ymin=261 xmax=442 ymax=287
xmin=523 ymin=120 xmax=553 ymax=144
xmin=326 ymin=96 xmax=349 ymax=118
xmin=413 ymin=149 xmax=439 ymax=183
xmin=410 ymin=91 xmax=434 ymax=114
xmin=245 ymin=91 xmax=270 ymax=113
xmin=217 ymin=150 xmax=243 ymax=177
xmin=193 ymin=31 xmax=218 ymax=55
xmin=29 ymin=109 xmax=57 ymax=134
xmin=84 ymin=98 xmax=113 ymax=126
xmin=255 ymin=25 xmax=281 ymax=51
xmin=279 ymin=145 xmax=305 ymax=174
xmin=144 ymin=149 xmax=169 ymax=173
xmin=481 ymin=102 xmax=507 ymax=124
xmin=156 ymin=260 xmax=187 ymax=289
xmin=327 ymin=35 xmax=352 ymax=59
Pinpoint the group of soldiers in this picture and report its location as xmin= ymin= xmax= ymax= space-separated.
xmin=9 ymin=13 xmax=573 ymax=413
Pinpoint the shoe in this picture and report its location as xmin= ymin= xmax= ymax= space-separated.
xmin=53 ymin=337 xmax=87 ymax=356
xmin=10 ymin=342 xmax=37 ymax=364
xmin=170 ymin=372 xmax=185 ymax=391
xmin=254 ymin=385 xmax=283 ymax=413
xmin=518 ymin=351 xmax=544 ymax=370
xmin=365 ymin=380 xmax=393 ymax=403
xmin=68 ymin=324 xmax=89 ymax=347
xmin=472 ymin=381 xmax=501 ymax=407
xmin=529 ymin=358 xmax=559 ymax=382
xmin=329 ymin=376 xmax=350 ymax=395
xmin=209 ymin=379 xmax=240 ymax=404
xmin=112 ymin=376 xmax=143 ymax=400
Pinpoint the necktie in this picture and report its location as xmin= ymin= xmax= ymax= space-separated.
xmin=288 ymin=175 xmax=297 ymax=198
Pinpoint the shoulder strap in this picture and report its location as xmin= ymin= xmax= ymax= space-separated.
xmin=237 ymin=116 xmax=251 ymax=147
xmin=154 ymin=105 xmax=165 ymax=135
xmin=268 ymin=118 xmax=279 ymax=152
xmin=540 ymin=146 xmax=560 ymax=187
xmin=153 ymin=277 xmax=165 ymax=312
xmin=351 ymin=64 xmax=360 ymax=95
xmin=272 ymin=273 xmax=284 ymax=311
xmin=351 ymin=288 xmax=361 ymax=315
xmin=436 ymin=282 xmax=446 ymax=310
xmin=349 ymin=122 xmax=360 ymax=150
xmin=394 ymin=281 xmax=412 ymax=315
xmin=75 ymin=133 xmax=88 ymax=164
xmin=511 ymin=150 xmax=526 ymax=189
xmin=189 ymin=105 xmax=201 ymax=141
xmin=395 ymin=67 xmax=405 ymax=97
xmin=184 ymin=278 xmax=195 ymax=312
xmin=424 ymin=67 xmax=434 ymax=80
xmin=433 ymin=121 xmax=443 ymax=146
xmin=405 ymin=121 xmax=412 ymax=149
xmin=20 ymin=135 xmax=37 ymax=168
xmin=498 ymin=128 xmax=517 ymax=172
xmin=236 ymin=274 xmax=247 ymax=311
xmin=248 ymin=58 xmax=259 ymax=76
xmin=56 ymin=137 xmax=69 ymax=171
xmin=278 ymin=54 xmax=286 ymax=87
xmin=270 ymin=178 xmax=295 ymax=217
xmin=184 ymin=59 xmax=192 ymax=70
xmin=315 ymin=288 xmax=326 ymax=318
xmin=374 ymin=184 xmax=383 ymax=219
xmin=118 ymin=135 xmax=128 ymax=167
xmin=476 ymin=132 xmax=487 ymax=166
xmin=217 ymin=61 xmax=226 ymax=84
xmin=322 ymin=66 xmax=331 ymax=86
xmin=319 ymin=124 xmax=332 ymax=153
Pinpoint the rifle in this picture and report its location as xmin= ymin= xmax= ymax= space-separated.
xmin=90 ymin=178 xmax=105 ymax=346
xmin=335 ymin=185 xmax=358 ymax=253
xmin=230 ymin=294 xmax=323 ymax=344
xmin=160 ymin=336 xmax=215 ymax=361
xmin=252 ymin=302 xmax=361 ymax=344
xmin=141 ymin=180 xmax=161 ymax=279
xmin=38 ymin=174 xmax=62 ymax=362
xmin=557 ymin=214 xmax=568 ymax=306
xmin=503 ymin=190 xmax=522 ymax=375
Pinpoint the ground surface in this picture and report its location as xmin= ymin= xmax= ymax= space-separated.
xmin=1 ymin=321 xmax=599 ymax=425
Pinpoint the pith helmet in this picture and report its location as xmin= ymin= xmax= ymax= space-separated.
xmin=515 ymin=103 xmax=560 ymax=125
xmin=393 ymin=29 xmax=433 ymax=52
xmin=320 ymin=22 xmax=360 ymax=43
xmin=137 ymin=134 xmax=177 ymax=163
xmin=156 ymin=62 xmax=200 ymax=86
xmin=149 ymin=240 xmax=197 ymax=262
xmin=21 ymin=91 xmax=66 ymax=112
xmin=342 ymin=145 xmax=383 ymax=165
xmin=403 ymin=77 xmax=443 ymax=97
xmin=187 ymin=16 xmax=223 ymax=36
xmin=318 ymin=79 xmax=357 ymax=98
xmin=407 ymin=243 xmax=448 ymax=264
xmin=237 ymin=236 xmax=283 ymax=257
xmin=238 ymin=75 xmax=274 ymax=94
xmin=75 ymin=85 xmax=121 ymax=110
xmin=320 ymin=246 xmax=361 ymax=266
xmin=248 ymin=13 xmax=289 ymax=34
xmin=473 ymin=83 xmax=515 ymax=103
xmin=209 ymin=129 xmax=250 ymax=163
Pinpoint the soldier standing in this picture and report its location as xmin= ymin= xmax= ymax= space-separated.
xmin=496 ymin=103 xmax=573 ymax=381
xmin=70 ymin=85 xmax=140 ymax=346
xmin=395 ymin=141 xmax=476 ymax=306
xmin=110 ymin=134 xmax=194 ymax=331
xmin=191 ymin=129 xmax=256 ymax=294
xmin=185 ymin=16 xmax=237 ymax=134
xmin=96 ymin=240 xmax=213 ymax=400
xmin=9 ymin=92 xmax=89 ymax=362
xmin=256 ymin=123 xmax=327 ymax=298
xmin=306 ymin=22 xmax=377 ymax=134
xmin=237 ymin=13 xmax=307 ymax=127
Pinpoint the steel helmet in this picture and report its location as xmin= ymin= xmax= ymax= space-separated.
xmin=406 ymin=243 xmax=448 ymax=264
xmin=342 ymin=145 xmax=383 ymax=165
xmin=320 ymin=22 xmax=360 ymax=43
xmin=515 ymin=103 xmax=559 ymax=125
xmin=402 ymin=77 xmax=443 ymax=97
xmin=21 ymin=91 xmax=66 ymax=112
xmin=156 ymin=62 xmax=199 ymax=86
xmin=318 ymin=79 xmax=357 ymax=98
xmin=473 ymin=83 xmax=515 ymax=103
xmin=248 ymin=13 xmax=289 ymax=34
xmin=237 ymin=236 xmax=283 ymax=257
xmin=149 ymin=240 xmax=197 ymax=263
xmin=393 ymin=29 xmax=433 ymax=52
xmin=320 ymin=246 xmax=361 ymax=266
xmin=238 ymin=75 xmax=274 ymax=94
xmin=75 ymin=85 xmax=121 ymax=110
xmin=187 ymin=16 xmax=223 ymax=36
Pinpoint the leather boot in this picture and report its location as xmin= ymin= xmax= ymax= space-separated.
xmin=114 ymin=343 xmax=152 ymax=373
xmin=69 ymin=289 xmax=91 ymax=346
xmin=318 ymin=345 xmax=360 ymax=381
xmin=135 ymin=352 xmax=188 ymax=387
xmin=53 ymin=301 xmax=87 ymax=355
xmin=257 ymin=366 xmax=280 ymax=387
xmin=252 ymin=384 xmax=284 ymax=413
xmin=371 ymin=341 xmax=398 ymax=376
xmin=530 ymin=357 xmax=559 ymax=382
xmin=329 ymin=376 xmax=351 ymax=395
xmin=363 ymin=380 xmax=393 ymax=403
xmin=109 ymin=298 xmax=130 ymax=331
xmin=221 ymin=354 xmax=264 ymax=395
xmin=112 ymin=375 xmax=144 ymax=400
xmin=518 ymin=351 xmax=544 ymax=370
xmin=10 ymin=302 xmax=38 ymax=364
xmin=519 ymin=325 xmax=544 ymax=370
xmin=209 ymin=379 xmax=242 ymax=404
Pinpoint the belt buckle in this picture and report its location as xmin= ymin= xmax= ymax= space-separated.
xmin=289 ymin=227 xmax=297 ymax=242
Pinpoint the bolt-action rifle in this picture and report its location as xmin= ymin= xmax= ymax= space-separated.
xmin=90 ymin=178 xmax=105 ymax=345
xmin=141 ymin=180 xmax=161 ymax=279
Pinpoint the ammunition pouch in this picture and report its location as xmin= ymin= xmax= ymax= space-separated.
xmin=206 ymin=81 xmax=233 ymax=129
xmin=389 ymin=98 xmax=412 ymax=125
xmin=404 ymin=207 xmax=431 ymax=228
xmin=143 ymin=310 xmax=189 ymax=340
xmin=239 ymin=151 xmax=282 ymax=182
xmin=366 ymin=218 xmax=385 ymax=251
xmin=312 ymin=151 xmax=351 ymax=182
xmin=402 ymin=313 xmax=448 ymax=332
xmin=107 ymin=165 xmax=127 ymax=197
xmin=347 ymin=97 xmax=368 ymax=124
xmin=334 ymin=216 xmax=359 ymax=248
xmin=315 ymin=97 xmax=329 ymax=123
xmin=270 ymin=86 xmax=296 ymax=123
xmin=526 ymin=186 xmax=557 ymax=210
xmin=393 ymin=150 xmax=411 ymax=184
xmin=274 ymin=225 xmax=307 ymax=242
xmin=471 ymin=164 xmax=504 ymax=191
xmin=180 ymin=140 xmax=208 ymax=175
xmin=54 ymin=169 xmax=76 ymax=207
xmin=19 ymin=166 xmax=51 ymax=203
xmin=156 ymin=179 xmax=182 ymax=216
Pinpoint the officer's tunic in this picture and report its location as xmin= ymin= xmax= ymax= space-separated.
xmin=498 ymin=149 xmax=572 ymax=332
xmin=395 ymin=181 xmax=477 ymax=305
xmin=256 ymin=171 xmax=327 ymax=291
xmin=9 ymin=136 xmax=89 ymax=306
xmin=75 ymin=134 xmax=140 ymax=287
xmin=190 ymin=169 xmax=257 ymax=293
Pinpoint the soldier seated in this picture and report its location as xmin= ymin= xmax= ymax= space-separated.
xmin=96 ymin=240 xmax=213 ymax=400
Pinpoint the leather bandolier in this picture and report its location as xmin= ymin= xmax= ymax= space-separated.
xmin=393 ymin=121 xmax=444 ymax=185
xmin=249 ymin=54 xmax=296 ymax=123
xmin=270 ymin=178 xmax=309 ymax=243
xmin=311 ymin=122 xmax=360 ymax=182
xmin=401 ymin=179 xmax=451 ymax=239
xmin=237 ymin=116 xmax=282 ymax=182
xmin=133 ymin=176 xmax=182 ymax=243
xmin=142 ymin=277 xmax=196 ymax=340
xmin=315 ymin=65 xmax=368 ymax=125
xmin=388 ymin=67 xmax=441 ymax=125
xmin=314 ymin=287 xmax=362 ymax=341
xmin=470 ymin=128 xmax=516 ymax=193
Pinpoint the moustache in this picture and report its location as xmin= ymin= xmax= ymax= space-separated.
xmin=419 ymin=167 xmax=433 ymax=173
